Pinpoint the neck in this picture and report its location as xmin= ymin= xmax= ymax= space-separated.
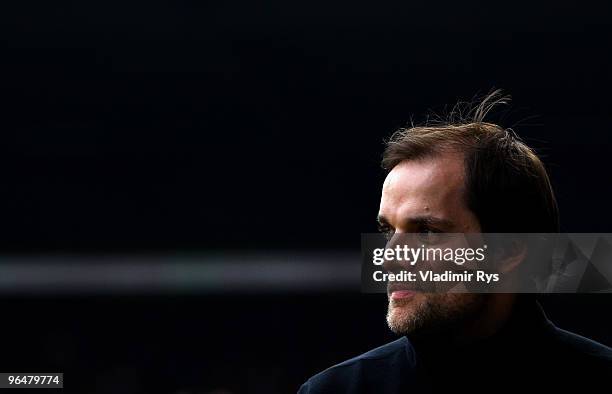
xmin=458 ymin=293 xmax=517 ymax=342
xmin=410 ymin=294 xmax=518 ymax=351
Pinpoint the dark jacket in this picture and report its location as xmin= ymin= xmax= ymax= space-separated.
xmin=299 ymin=300 xmax=612 ymax=393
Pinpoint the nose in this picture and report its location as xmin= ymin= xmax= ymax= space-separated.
xmin=381 ymin=233 xmax=417 ymax=273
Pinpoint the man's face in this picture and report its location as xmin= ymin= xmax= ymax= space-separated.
xmin=378 ymin=152 xmax=484 ymax=336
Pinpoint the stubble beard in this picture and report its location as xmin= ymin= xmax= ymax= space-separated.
xmin=386 ymin=293 xmax=485 ymax=337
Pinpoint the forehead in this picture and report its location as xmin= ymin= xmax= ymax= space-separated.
xmin=380 ymin=153 xmax=467 ymax=219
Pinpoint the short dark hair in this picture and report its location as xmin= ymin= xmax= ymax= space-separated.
xmin=382 ymin=91 xmax=559 ymax=233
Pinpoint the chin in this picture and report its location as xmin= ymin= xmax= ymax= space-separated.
xmin=387 ymin=293 xmax=486 ymax=336
xmin=386 ymin=294 xmax=428 ymax=335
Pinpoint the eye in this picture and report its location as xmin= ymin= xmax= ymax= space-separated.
xmin=377 ymin=223 xmax=395 ymax=241
xmin=416 ymin=225 xmax=443 ymax=244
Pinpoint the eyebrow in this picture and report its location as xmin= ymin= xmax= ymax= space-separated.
xmin=377 ymin=214 xmax=454 ymax=229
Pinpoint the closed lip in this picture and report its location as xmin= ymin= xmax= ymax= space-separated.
xmin=387 ymin=282 xmax=420 ymax=297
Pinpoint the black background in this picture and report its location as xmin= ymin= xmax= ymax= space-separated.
xmin=0 ymin=1 xmax=611 ymax=393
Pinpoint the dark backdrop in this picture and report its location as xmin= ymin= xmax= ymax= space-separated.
xmin=0 ymin=1 xmax=611 ymax=393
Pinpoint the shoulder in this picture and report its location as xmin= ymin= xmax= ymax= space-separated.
xmin=548 ymin=325 xmax=612 ymax=363
xmin=298 ymin=337 xmax=415 ymax=394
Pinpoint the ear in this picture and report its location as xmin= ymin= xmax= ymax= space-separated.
xmin=497 ymin=240 xmax=527 ymax=273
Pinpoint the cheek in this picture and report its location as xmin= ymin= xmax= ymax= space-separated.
xmin=435 ymin=293 xmax=480 ymax=311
